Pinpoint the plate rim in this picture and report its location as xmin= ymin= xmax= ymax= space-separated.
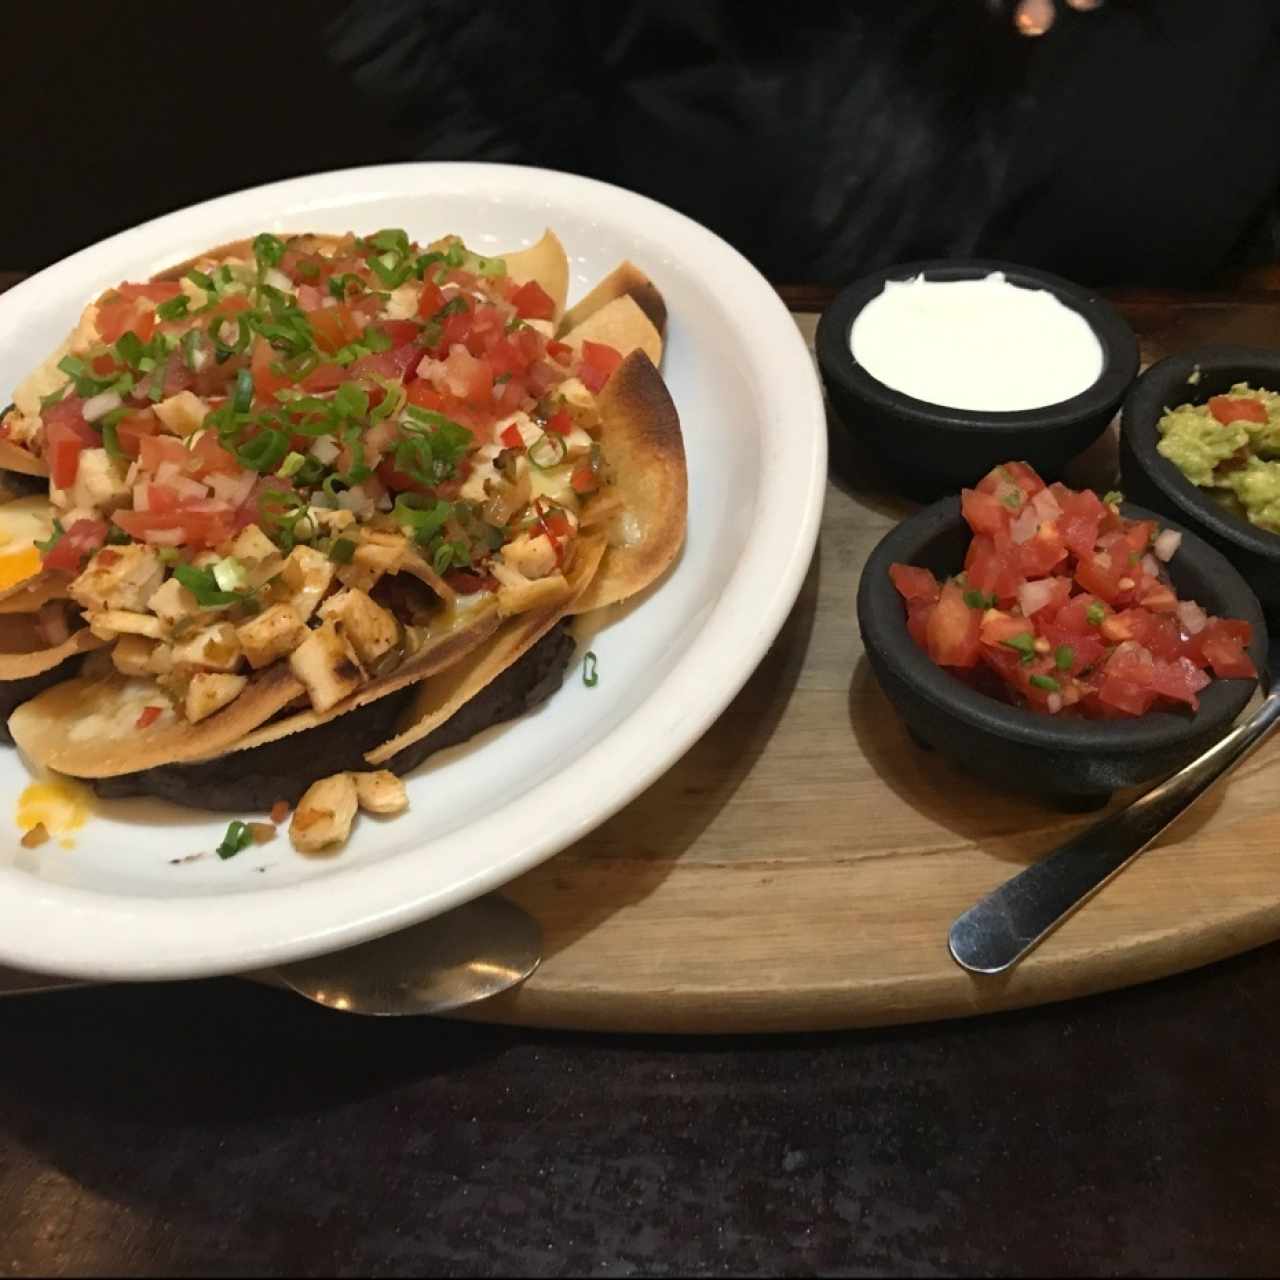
xmin=0 ymin=161 xmax=827 ymax=980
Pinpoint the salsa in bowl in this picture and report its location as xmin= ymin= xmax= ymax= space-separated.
xmin=857 ymin=463 xmax=1266 ymax=805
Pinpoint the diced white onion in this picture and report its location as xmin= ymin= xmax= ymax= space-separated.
xmin=1009 ymin=506 xmax=1039 ymax=545
xmin=1177 ymin=600 xmax=1208 ymax=636
xmin=208 ymin=471 xmax=255 ymax=507
xmin=141 ymin=527 xmax=184 ymax=546
xmin=309 ymin=436 xmax=340 ymax=464
xmin=1017 ymin=578 xmax=1058 ymax=616
xmin=264 ymin=268 xmax=293 ymax=292
xmin=1153 ymin=529 xmax=1182 ymax=562
xmin=168 ymin=475 xmax=209 ymax=502
xmin=1046 ymin=693 xmax=1063 ymax=714
xmin=155 ymin=461 xmax=181 ymax=485
xmin=82 ymin=391 xmax=122 ymax=422
xmin=336 ymin=485 xmax=375 ymax=518
xmin=133 ymin=483 xmax=151 ymax=511
xmin=1141 ymin=554 xmax=1160 ymax=580
xmin=1031 ymin=488 xmax=1062 ymax=521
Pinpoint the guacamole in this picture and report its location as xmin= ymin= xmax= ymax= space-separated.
xmin=1156 ymin=382 xmax=1280 ymax=533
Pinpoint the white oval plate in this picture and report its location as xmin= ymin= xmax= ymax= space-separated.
xmin=0 ymin=163 xmax=826 ymax=981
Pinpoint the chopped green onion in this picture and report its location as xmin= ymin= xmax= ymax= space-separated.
xmin=209 ymin=313 xmax=251 ymax=361
xmin=527 ymin=431 xmax=568 ymax=470
xmin=186 ymin=269 xmax=215 ymax=291
xmin=1029 ymin=674 xmax=1060 ymax=692
xmin=582 ymin=651 xmax=599 ymax=687
xmin=156 ymin=295 xmax=190 ymax=322
xmin=115 ymin=331 xmax=145 ymax=367
xmin=34 ymin=519 xmax=64 ymax=555
xmin=327 ymin=273 xmax=365 ymax=301
xmin=1000 ymin=632 xmax=1036 ymax=659
xmin=1086 ymin=603 xmax=1106 ymax=627
xmin=963 ymin=589 xmax=995 ymax=610
xmin=212 ymin=557 xmax=248 ymax=593
xmin=173 ymin=563 xmax=248 ymax=607
xmin=432 ymin=539 xmax=469 ymax=576
xmin=435 ymin=295 xmax=468 ymax=319
xmin=474 ymin=254 xmax=506 ymax=278
xmin=276 ymin=450 xmax=306 ymax=479
xmin=1054 ymin=645 xmax=1075 ymax=671
xmin=392 ymin=494 xmax=452 ymax=543
xmin=157 ymin=546 xmax=180 ymax=564
xmin=1102 ymin=490 xmax=1124 ymax=507
xmin=252 ymin=233 xmax=286 ymax=268
xmin=181 ymin=329 xmax=207 ymax=372
xmin=39 ymin=385 xmax=68 ymax=409
xmin=329 ymin=536 xmax=356 ymax=564
xmin=101 ymin=419 xmax=125 ymax=461
xmin=57 ymin=354 xmax=86 ymax=380
xmin=235 ymin=428 xmax=289 ymax=474
xmin=216 ymin=820 xmax=253 ymax=860
xmin=1000 ymin=491 xmax=1022 ymax=510
xmin=232 ymin=369 xmax=254 ymax=414
xmin=106 ymin=527 xmax=132 ymax=546
xmin=333 ymin=382 xmax=369 ymax=421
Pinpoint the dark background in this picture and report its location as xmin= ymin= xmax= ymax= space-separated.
xmin=1 ymin=2 xmax=396 ymax=274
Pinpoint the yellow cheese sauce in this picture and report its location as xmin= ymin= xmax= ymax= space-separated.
xmin=16 ymin=778 xmax=94 ymax=849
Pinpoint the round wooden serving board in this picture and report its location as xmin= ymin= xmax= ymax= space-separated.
xmin=463 ymin=298 xmax=1280 ymax=1035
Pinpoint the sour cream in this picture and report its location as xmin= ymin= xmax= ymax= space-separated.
xmin=849 ymin=272 xmax=1104 ymax=412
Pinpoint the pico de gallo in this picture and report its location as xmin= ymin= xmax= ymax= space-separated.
xmin=0 ymin=229 xmax=625 ymax=725
xmin=890 ymin=462 xmax=1258 ymax=718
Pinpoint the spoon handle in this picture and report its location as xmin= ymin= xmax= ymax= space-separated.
xmin=949 ymin=689 xmax=1280 ymax=975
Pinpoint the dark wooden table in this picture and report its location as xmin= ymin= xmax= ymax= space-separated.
xmin=3 ymin=274 xmax=1280 ymax=1276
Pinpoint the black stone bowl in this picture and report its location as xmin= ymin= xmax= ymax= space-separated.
xmin=856 ymin=498 xmax=1267 ymax=807
xmin=1119 ymin=344 xmax=1280 ymax=627
xmin=817 ymin=259 xmax=1139 ymax=500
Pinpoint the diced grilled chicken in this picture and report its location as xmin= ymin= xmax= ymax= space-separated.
xmin=185 ymin=672 xmax=247 ymax=724
xmin=66 ymin=448 xmax=130 ymax=514
xmin=152 ymin=391 xmax=209 ymax=436
xmin=318 ymin=589 xmax=400 ymax=669
xmin=289 ymin=621 xmax=363 ymax=712
xmin=171 ymin=622 xmax=243 ymax=673
xmin=146 ymin=576 xmax=203 ymax=629
xmin=290 ymin=772 xmax=359 ymax=853
xmin=228 ymin=523 xmax=283 ymax=588
xmin=500 ymin=531 xmax=559 ymax=580
xmin=353 ymin=770 xmax=408 ymax=816
xmin=280 ymin=545 xmax=335 ymax=621
xmin=88 ymin=609 xmax=166 ymax=640
xmin=336 ymin=530 xmax=407 ymax=595
xmin=69 ymin=543 xmax=164 ymax=613
xmin=236 ymin=603 xmax=306 ymax=670
xmin=111 ymin=633 xmax=158 ymax=676
xmin=491 ymin=562 xmax=572 ymax=615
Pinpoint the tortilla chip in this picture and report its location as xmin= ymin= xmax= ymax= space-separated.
xmin=502 ymin=229 xmax=569 ymax=325
xmin=9 ymin=660 xmax=304 ymax=778
xmin=0 ymin=627 xmax=102 ymax=682
xmin=0 ymin=440 xmax=49 ymax=478
xmin=558 ymin=261 xmax=666 ymax=341
xmin=220 ymin=600 xmax=502 ymax=756
xmin=561 ymin=294 xmax=663 ymax=369
xmin=364 ymin=536 xmax=605 ymax=766
xmin=570 ymin=352 xmax=686 ymax=614
xmin=0 ymin=575 xmax=68 ymax=613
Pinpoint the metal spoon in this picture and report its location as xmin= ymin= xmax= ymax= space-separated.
xmin=949 ymin=674 xmax=1280 ymax=975
xmin=0 ymin=893 xmax=542 ymax=1014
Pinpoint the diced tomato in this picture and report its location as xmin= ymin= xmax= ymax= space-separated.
xmin=113 ymin=506 xmax=235 ymax=550
xmin=511 ymin=280 xmax=555 ymax=320
xmin=90 ymin=354 xmax=118 ymax=377
xmin=298 ymin=363 xmax=347 ymax=393
xmin=1016 ymin=522 xmax=1068 ymax=577
xmin=97 ymin=299 xmax=156 ymax=345
xmin=486 ymin=335 xmax=535 ymax=379
xmin=926 ymin=582 xmax=982 ymax=668
xmin=543 ymin=510 xmax=572 ymax=539
xmin=417 ymin=282 xmax=446 ymax=318
xmin=46 ymin=408 xmax=97 ymax=489
xmin=371 ymin=320 xmax=420 ymax=349
xmin=889 ymin=563 xmax=941 ymax=605
xmin=500 ymin=424 xmax=524 ymax=449
xmin=571 ymin=462 xmax=599 ymax=494
xmin=1150 ymin=657 xmax=1211 ymax=709
xmin=979 ymin=610 xmax=1034 ymax=651
xmin=139 ymin=435 xmax=191 ymax=474
xmin=1074 ymin=548 xmax=1128 ymax=603
xmin=547 ymin=339 xmax=573 ymax=365
xmin=351 ymin=344 xmax=419 ymax=384
xmin=961 ymin=488 xmax=1008 ymax=536
xmin=1055 ymin=593 xmax=1104 ymax=636
xmin=115 ymin=411 xmax=161 ymax=458
xmin=964 ymin=532 xmax=1021 ymax=604
xmin=1138 ymin=584 xmax=1178 ymax=614
xmin=1056 ymin=486 xmax=1106 ymax=559
xmin=280 ymin=250 xmax=328 ymax=286
xmin=1209 ymin=395 xmax=1268 ymax=425
xmin=42 ymin=518 xmax=109 ymax=573
xmin=975 ymin=462 xmax=1045 ymax=504
xmin=578 ymin=341 xmax=623 ymax=393
xmin=1095 ymin=676 xmax=1156 ymax=717
xmin=251 ymin=338 xmax=292 ymax=401
xmin=441 ymin=303 xmax=474 ymax=349
xmin=135 ymin=705 xmax=163 ymax=730
xmin=1122 ymin=519 xmax=1155 ymax=559
xmin=463 ymin=305 xmax=506 ymax=358
xmin=1199 ymin=621 xmax=1257 ymax=679
xmin=117 ymin=281 xmax=182 ymax=303
xmin=1038 ymin=623 xmax=1106 ymax=677
xmin=494 ymin=377 xmax=528 ymax=415
xmin=309 ymin=304 xmax=362 ymax=355
xmin=546 ymin=408 xmax=573 ymax=437
xmin=444 ymin=345 xmax=493 ymax=405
